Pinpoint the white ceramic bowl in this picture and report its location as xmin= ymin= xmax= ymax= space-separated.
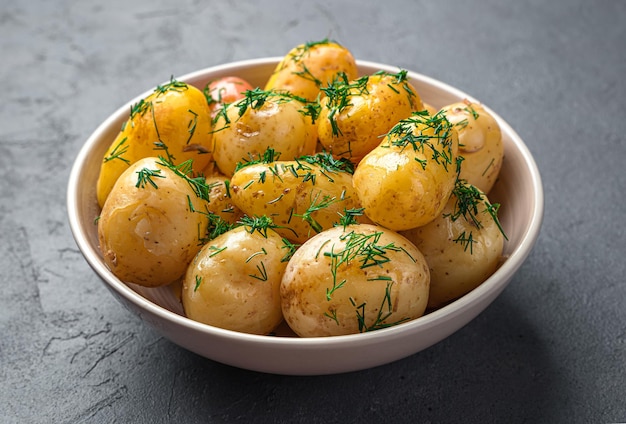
xmin=67 ymin=58 xmax=543 ymax=375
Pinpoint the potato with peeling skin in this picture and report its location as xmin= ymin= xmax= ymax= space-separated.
xmin=98 ymin=157 xmax=209 ymax=287
xmin=182 ymin=225 xmax=288 ymax=335
xmin=440 ymin=100 xmax=503 ymax=194
xmin=229 ymin=153 xmax=369 ymax=244
xmin=265 ymin=39 xmax=358 ymax=102
xmin=96 ymin=80 xmax=214 ymax=208
xmin=352 ymin=112 xmax=459 ymax=231
xmin=212 ymin=90 xmax=318 ymax=176
xmin=401 ymin=181 xmax=505 ymax=309
xmin=280 ymin=224 xmax=430 ymax=337
xmin=317 ymin=71 xmax=423 ymax=162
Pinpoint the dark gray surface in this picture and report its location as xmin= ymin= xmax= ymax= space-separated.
xmin=1 ymin=0 xmax=624 ymax=422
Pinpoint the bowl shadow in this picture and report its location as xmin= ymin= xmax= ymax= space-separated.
xmin=160 ymin=288 xmax=560 ymax=423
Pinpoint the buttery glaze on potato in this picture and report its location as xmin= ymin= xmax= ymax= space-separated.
xmin=98 ymin=157 xmax=209 ymax=287
xmin=317 ymin=71 xmax=424 ymax=162
xmin=280 ymin=224 xmax=430 ymax=337
xmin=440 ymin=100 xmax=503 ymax=194
xmin=265 ymin=39 xmax=358 ymax=102
xmin=96 ymin=80 xmax=213 ymax=208
xmin=352 ymin=112 xmax=459 ymax=231
xmin=212 ymin=90 xmax=318 ymax=176
xmin=182 ymin=225 xmax=288 ymax=335
xmin=229 ymin=154 xmax=369 ymax=244
xmin=401 ymin=181 xmax=505 ymax=309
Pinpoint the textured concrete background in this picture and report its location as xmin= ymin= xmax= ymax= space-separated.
xmin=1 ymin=0 xmax=625 ymax=423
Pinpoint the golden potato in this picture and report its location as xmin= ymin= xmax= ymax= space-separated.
xmin=265 ymin=39 xmax=358 ymax=101
xmin=280 ymin=224 xmax=430 ymax=337
xmin=212 ymin=89 xmax=318 ymax=176
xmin=98 ymin=157 xmax=210 ymax=287
xmin=317 ymin=71 xmax=423 ymax=162
xmin=97 ymin=79 xmax=213 ymax=208
xmin=182 ymin=225 xmax=288 ymax=335
xmin=401 ymin=181 xmax=505 ymax=309
xmin=352 ymin=111 xmax=459 ymax=231
xmin=440 ymin=100 xmax=503 ymax=194
xmin=229 ymin=152 xmax=369 ymax=244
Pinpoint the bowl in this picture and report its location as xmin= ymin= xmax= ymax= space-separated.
xmin=67 ymin=57 xmax=543 ymax=375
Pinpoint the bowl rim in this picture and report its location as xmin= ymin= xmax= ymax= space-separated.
xmin=67 ymin=57 xmax=544 ymax=348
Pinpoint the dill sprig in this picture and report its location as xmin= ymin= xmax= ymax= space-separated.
xmin=323 ymin=229 xmax=415 ymax=301
xmin=156 ymin=157 xmax=211 ymax=202
xmin=135 ymin=167 xmax=164 ymax=189
xmin=350 ymin=282 xmax=410 ymax=332
xmin=446 ymin=179 xmax=508 ymax=241
xmin=385 ymin=110 xmax=456 ymax=172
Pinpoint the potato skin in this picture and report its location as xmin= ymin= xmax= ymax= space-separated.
xmin=317 ymin=72 xmax=423 ymax=162
xmin=230 ymin=157 xmax=369 ymax=244
xmin=205 ymin=173 xmax=245 ymax=224
xmin=98 ymin=157 xmax=209 ymax=287
xmin=401 ymin=183 xmax=504 ymax=309
xmin=265 ymin=39 xmax=358 ymax=102
xmin=182 ymin=226 xmax=287 ymax=335
xmin=440 ymin=100 xmax=503 ymax=194
xmin=96 ymin=81 xmax=213 ymax=208
xmin=352 ymin=112 xmax=459 ymax=231
xmin=212 ymin=92 xmax=317 ymax=176
xmin=205 ymin=76 xmax=254 ymax=118
xmin=280 ymin=224 xmax=430 ymax=337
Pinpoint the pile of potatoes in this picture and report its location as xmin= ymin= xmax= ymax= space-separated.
xmin=96 ymin=39 xmax=506 ymax=337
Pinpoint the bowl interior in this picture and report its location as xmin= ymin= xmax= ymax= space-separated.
xmin=67 ymin=58 xmax=543 ymax=373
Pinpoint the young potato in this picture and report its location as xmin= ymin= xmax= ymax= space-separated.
xmin=317 ymin=71 xmax=423 ymax=162
xmin=440 ymin=100 xmax=503 ymax=194
xmin=229 ymin=152 xmax=369 ymax=244
xmin=280 ymin=224 xmax=430 ymax=337
xmin=98 ymin=157 xmax=209 ymax=287
xmin=205 ymin=173 xmax=245 ymax=224
xmin=182 ymin=225 xmax=288 ymax=335
xmin=265 ymin=39 xmax=358 ymax=102
xmin=401 ymin=181 xmax=505 ymax=309
xmin=353 ymin=112 xmax=459 ymax=231
xmin=204 ymin=76 xmax=254 ymax=118
xmin=212 ymin=89 xmax=317 ymax=176
xmin=96 ymin=79 xmax=213 ymax=208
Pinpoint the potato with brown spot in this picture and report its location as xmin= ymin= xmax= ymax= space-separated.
xmin=212 ymin=90 xmax=317 ymax=176
xmin=182 ymin=225 xmax=288 ymax=335
xmin=98 ymin=157 xmax=209 ymax=287
xmin=317 ymin=71 xmax=423 ymax=162
xmin=401 ymin=181 xmax=505 ymax=308
xmin=229 ymin=153 xmax=369 ymax=244
xmin=96 ymin=80 xmax=213 ymax=208
xmin=352 ymin=112 xmax=459 ymax=231
xmin=265 ymin=39 xmax=358 ymax=102
xmin=280 ymin=224 xmax=430 ymax=337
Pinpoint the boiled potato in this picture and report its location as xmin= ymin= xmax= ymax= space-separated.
xmin=352 ymin=111 xmax=459 ymax=231
xmin=440 ymin=100 xmax=503 ymax=194
xmin=205 ymin=173 xmax=245 ymax=224
xmin=317 ymin=71 xmax=423 ymax=162
xmin=182 ymin=225 xmax=288 ymax=335
xmin=212 ymin=89 xmax=317 ymax=176
xmin=98 ymin=157 xmax=209 ymax=287
xmin=281 ymin=224 xmax=430 ymax=337
xmin=229 ymin=153 xmax=369 ymax=244
xmin=401 ymin=181 xmax=505 ymax=309
xmin=265 ymin=39 xmax=358 ymax=101
xmin=204 ymin=76 xmax=254 ymax=118
xmin=97 ymin=79 xmax=213 ymax=208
